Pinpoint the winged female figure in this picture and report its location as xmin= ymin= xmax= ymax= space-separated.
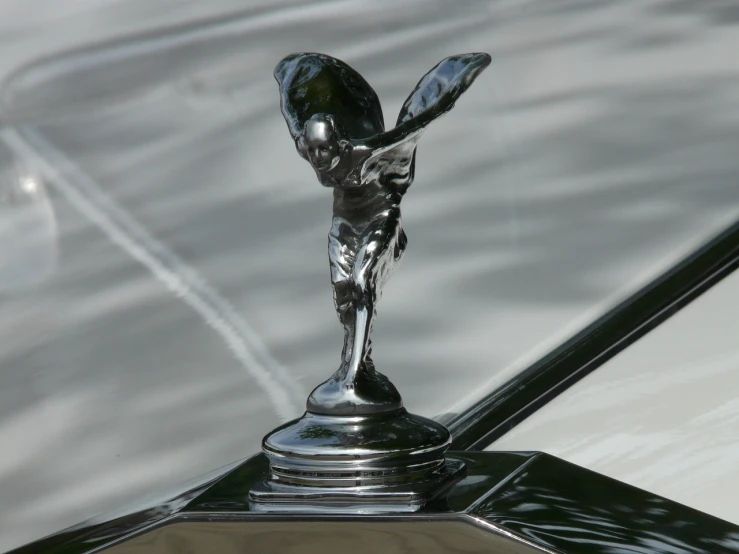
xmin=274 ymin=52 xmax=490 ymax=415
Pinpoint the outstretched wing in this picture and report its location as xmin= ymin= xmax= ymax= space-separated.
xmin=357 ymin=53 xmax=491 ymax=189
xmin=395 ymin=53 xmax=491 ymax=128
xmin=274 ymin=53 xmax=385 ymax=141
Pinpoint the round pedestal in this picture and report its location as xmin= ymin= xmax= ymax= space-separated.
xmin=249 ymin=409 xmax=465 ymax=513
xmin=306 ymin=368 xmax=403 ymax=416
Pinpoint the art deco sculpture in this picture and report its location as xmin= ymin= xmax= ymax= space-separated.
xmin=250 ymin=52 xmax=491 ymax=512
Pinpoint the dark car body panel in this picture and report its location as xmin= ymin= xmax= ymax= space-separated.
xmin=13 ymin=451 xmax=739 ymax=553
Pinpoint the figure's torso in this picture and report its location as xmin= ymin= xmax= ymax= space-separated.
xmin=332 ymin=184 xmax=402 ymax=223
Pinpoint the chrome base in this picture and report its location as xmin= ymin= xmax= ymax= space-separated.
xmin=249 ymin=459 xmax=464 ymax=513
xmin=248 ymin=409 xmax=464 ymax=513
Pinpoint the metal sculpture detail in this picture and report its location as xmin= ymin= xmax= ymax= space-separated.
xmin=275 ymin=52 xmax=491 ymax=415
xmin=250 ymin=52 xmax=491 ymax=512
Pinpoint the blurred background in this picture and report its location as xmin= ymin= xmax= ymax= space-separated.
xmin=1 ymin=1 xmax=738 ymax=551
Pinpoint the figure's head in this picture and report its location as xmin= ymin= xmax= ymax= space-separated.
xmin=300 ymin=114 xmax=342 ymax=172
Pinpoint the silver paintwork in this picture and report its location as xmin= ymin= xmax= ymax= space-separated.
xmin=1 ymin=0 xmax=739 ymax=549
xmin=490 ymin=268 xmax=739 ymax=525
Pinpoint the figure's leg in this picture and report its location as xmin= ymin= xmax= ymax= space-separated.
xmin=332 ymin=280 xmax=354 ymax=368
xmin=343 ymin=209 xmax=404 ymax=387
xmin=328 ymin=217 xmax=357 ymax=375
xmin=343 ymin=292 xmax=373 ymax=386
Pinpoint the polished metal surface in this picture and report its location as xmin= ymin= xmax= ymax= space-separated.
xmin=14 ymin=451 xmax=739 ymax=554
xmin=0 ymin=155 xmax=57 ymax=293
xmin=466 ymin=453 xmax=739 ymax=554
xmin=275 ymin=52 xmax=490 ymax=416
xmin=263 ymin=411 xmax=450 ymax=479
xmin=250 ymin=411 xmax=464 ymax=513
xmin=4 ymin=2 xmax=739 ymax=549
xmin=100 ymin=518 xmax=546 ymax=554
xmin=250 ymin=53 xmax=490 ymax=510
xmin=491 ymin=264 xmax=739 ymax=527
xmin=451 ymin=220 xmax=739 ymax=450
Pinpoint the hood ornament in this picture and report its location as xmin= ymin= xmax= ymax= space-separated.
xmin=249 ymin=52 xmax=491 ymax=513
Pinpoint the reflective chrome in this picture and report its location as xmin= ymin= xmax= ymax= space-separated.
xmin=249 ymin=53 xmax=490 ymax=512
xmin=250 ymin=411 xmax=464 ymax=513
xmin=100 ymin=517 xmax=546 ymax=554
xmin=275 ymin=52 xmax=491 ymax=416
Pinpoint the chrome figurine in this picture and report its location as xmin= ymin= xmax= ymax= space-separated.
xmin=250 ymin=52 xmax=490 ymax=512
xmin=275 ymin=52 xmax=491 ymax=416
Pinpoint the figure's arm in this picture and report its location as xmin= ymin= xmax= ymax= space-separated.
xmin=349 ymin=131 xmax=422 ymax=189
